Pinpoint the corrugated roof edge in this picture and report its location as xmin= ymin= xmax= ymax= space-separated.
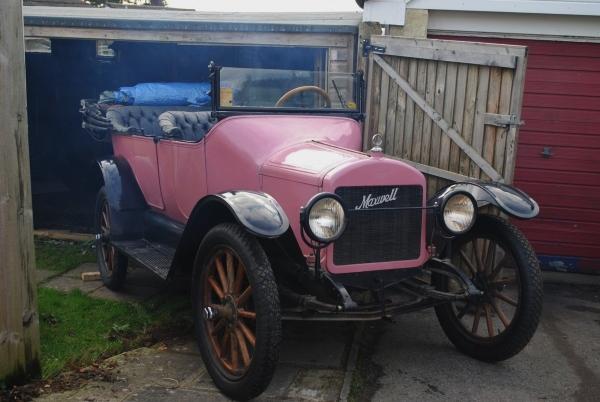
xmin=23 ymin=6 xmax=360 ymax=34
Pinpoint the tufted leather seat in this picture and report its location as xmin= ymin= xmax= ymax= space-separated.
xmin=158 ymin=111 xmax=215 ymax=142
xmin=106 ymin=106 xmax=203 ymax=137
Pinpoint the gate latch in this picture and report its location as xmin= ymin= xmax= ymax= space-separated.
xmin=362 ymin=39 xmax=386 ymax=57
xmin=483 ymin=113 xmax=523 ymax=129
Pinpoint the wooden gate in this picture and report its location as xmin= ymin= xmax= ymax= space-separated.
xmin=364 ymin=36 xmax=528 ymax=194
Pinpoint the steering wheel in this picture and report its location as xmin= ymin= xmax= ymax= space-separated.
xmin=275 ymin=86 xmax=332 ymax=108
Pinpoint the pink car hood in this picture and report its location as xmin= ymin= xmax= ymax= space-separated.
xmin=204 ymin=115 xmax=363 ymax=194
xmin=261 ymin=141 xmax=369 ymax=186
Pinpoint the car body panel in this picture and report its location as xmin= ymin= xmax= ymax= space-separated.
xmin=112 ymin=135 xmax=164 ymax=210
xmin=203 ymin=115 xmax=362 ymax=193
xmin=156 ymin=139 xmax=207 ymax=222
xmin=261 ymin=141 xmax=367 ymax=186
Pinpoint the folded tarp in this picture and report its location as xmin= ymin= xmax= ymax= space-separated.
xmin=99 ymin=82 xmax=211 ymax=106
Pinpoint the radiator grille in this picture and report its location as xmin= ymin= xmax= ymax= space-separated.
xmin=333 ymin=185 xmax=422 ymax=265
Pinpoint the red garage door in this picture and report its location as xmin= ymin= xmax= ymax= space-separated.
xmin=433 ymin=36 xmax=600 ymax=273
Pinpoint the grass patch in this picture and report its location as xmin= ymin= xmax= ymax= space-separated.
xmin=34 ymin=235 xmax=191 ymax=380
xmin=38 ymin=287 xmax=191 ymax=379
xmin=35 ymin=238 xmax=96 ymax=273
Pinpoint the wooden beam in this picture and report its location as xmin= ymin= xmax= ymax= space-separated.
xmin=24 ymin=26 xmax=351 ymax=48
xmin=504 ymin=43 xmax=528 ymax=184
xmin=371 ymin=36 xmax=522 ymax=68
xmin=387 ymin=156 xmax=473 ymax=183
xmin=0 ymin=0 xmax=41 ymax=385
xmin=374 ymin=54 xmax=504 ymax=182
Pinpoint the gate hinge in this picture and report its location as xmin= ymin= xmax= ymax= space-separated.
xmin=362 ymin=39 xmax=386 ymax=57
xmin=484 ymin=113 xmax=523 ymax=128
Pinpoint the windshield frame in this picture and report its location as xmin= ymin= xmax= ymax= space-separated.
xmin=208 ymin=62 xmax=365 ymax=121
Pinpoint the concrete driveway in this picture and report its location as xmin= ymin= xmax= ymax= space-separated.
xmin=36 ymin=264 xmax=600 ymax=401
xmin=359 ymin=272 xmax=600 ymax=402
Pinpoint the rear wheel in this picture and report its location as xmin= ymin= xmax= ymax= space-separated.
xmin=434 ymin=215 xmax=543 ymax=362
xmin=95 ymin=187 xmax=128 ymax=290
xmin=192 ymin=223 xmax=281 ymax=401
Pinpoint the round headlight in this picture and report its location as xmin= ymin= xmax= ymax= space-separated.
xmin=442 ymin=192 xmax=476 ymax=234
xmin=303 ymin=194 xmax=347 ymax=243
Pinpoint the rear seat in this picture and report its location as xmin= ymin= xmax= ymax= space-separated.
xmin=158 ymin=111 xmax=215 ymax=142
xmin=106 ymin=106 xmax=204 ymax=137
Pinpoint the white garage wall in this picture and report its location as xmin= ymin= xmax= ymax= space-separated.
xmin=407 ymin=0 xmax=600 ymax=16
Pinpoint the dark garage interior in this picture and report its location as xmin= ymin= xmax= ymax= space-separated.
xmin=26 ymin=39 xmax=326 ymax=231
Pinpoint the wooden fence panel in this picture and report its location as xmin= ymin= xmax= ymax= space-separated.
xmin=364 ymin=36 xmax=528 ymax=193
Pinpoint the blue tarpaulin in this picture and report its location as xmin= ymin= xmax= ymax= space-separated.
xmin=102 ymin=82 xmax=211 ymax=106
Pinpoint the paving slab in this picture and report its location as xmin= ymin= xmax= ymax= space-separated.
xmin=88 ymin=284 xmax=162 ymax=303
xmin=162 ymin=338 xmax=200 ymax=356
xmin=63 ymin=262 xmax=100 ymax=280
xmin=125 ymin=386 xmax=229 ymax=402
xmin=260 ymin=364 xmax=302 ymax=399
xmin=279 ymin=336 xmax=348 ymax=369
xmin=286 ymin=368 xmax=345 ymax=401
xmin=43 ymin=275 xmax=104 ymax=294
xmin=103 ymin=346 xmax=204 ymax=391
xmin=36 ymin=268 xmax=58 ymax=284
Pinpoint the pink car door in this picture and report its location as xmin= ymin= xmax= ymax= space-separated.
xmin=112 ymin=135 xmax=164 ymax=210
xmin=156 ymin=139 xmax=207 ymax=223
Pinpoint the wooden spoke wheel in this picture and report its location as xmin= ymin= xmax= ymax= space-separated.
xmin=193 ymin=223 xmax=281 ymax=401
xmin=434 ymin=215 xmax=543 ymax=362
xmin=203 ymin=247 xmax=256 ymax=377
xmin=95 ymin=187 xmax=127 ymax=290
xmin=450 ymin=236 xmax=521 ymax=339
xmin=99 ymin=200 xmax=117 ymax=275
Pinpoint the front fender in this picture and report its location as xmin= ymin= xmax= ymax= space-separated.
xmin=209 ymin=191 xmax=290 ymax=238
xmin=172 ymin=190 xmax=290 ymax=273
xmin=429 ymin=181 xmax=539 ymax=219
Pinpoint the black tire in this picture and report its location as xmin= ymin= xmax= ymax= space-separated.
xmin=434 ymin=214 xmax=543 ymax=362
xmin=192 ymin=223 xmax=281 ymax=401
xmin=95 ymin=187 xmax=128 ymax=290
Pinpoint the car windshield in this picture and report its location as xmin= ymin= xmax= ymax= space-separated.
xmin=215 ymin=66 xmax=362 ymax=114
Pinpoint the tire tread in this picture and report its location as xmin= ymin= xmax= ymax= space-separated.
xmin=435 ymin=214 xmax=543 ymax=362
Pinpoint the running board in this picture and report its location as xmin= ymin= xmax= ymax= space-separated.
xmin=112 ymin=239 xmax=175 ymax=280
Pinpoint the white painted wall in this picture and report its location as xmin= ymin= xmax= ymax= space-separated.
xmin=363 ymin=0 xmax=406 ymax=25
xmin=427 ymin=10 xmax=600 ymax=40
xmin=407 ymin=0 xmax=600 ymax=16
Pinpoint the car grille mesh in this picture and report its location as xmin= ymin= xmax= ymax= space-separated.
xmin=333 ymin=185 xmax=422 ymax=265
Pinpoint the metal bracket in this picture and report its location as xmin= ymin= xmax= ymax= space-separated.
xmin=322 ymin=273 xmax=359 ymax=310
xmin=362 ymin=39 xmax=386 ymax=57
xmin=484 ymin=113 xmax=523 ymax=129
xmin=422 ymin=258 xmax=484 ymax=301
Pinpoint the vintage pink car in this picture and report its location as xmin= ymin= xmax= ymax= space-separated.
xmin=81 ymin=63 xmax=542 ymax=401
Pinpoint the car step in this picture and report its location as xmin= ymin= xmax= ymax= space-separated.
xmin=112 ymin=239 xmax=175 ymax=280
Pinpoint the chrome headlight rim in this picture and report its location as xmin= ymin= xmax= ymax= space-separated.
xmin=300 ymin=192 xmax=348 ymax=244
xmin=440 ymin=191 xmax=477 ymax=235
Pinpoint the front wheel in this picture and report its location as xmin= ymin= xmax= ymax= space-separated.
xmin=192 ymin=223 xmax=281 ymax=401
xmin=434 ymin=214 xmax=543 ymax=362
